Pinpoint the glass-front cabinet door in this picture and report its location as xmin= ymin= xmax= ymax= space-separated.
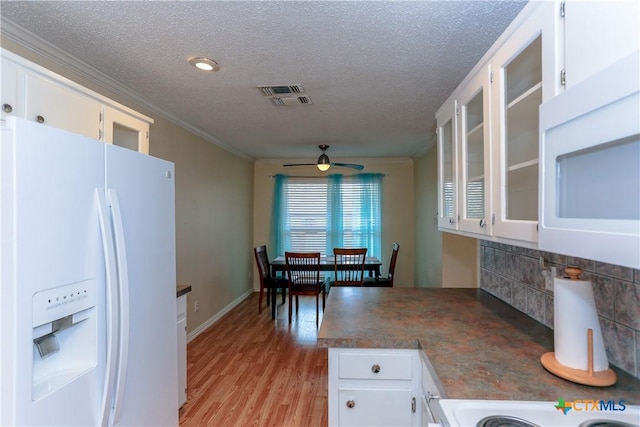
xmin=437 ymin=100 xmax=458 ymax=230
xmin=491 ymin=0 xmax=559 ymax=243
xmin=457 ymin=65 xmax=492 ymax=236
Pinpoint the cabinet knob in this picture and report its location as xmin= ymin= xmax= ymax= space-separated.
xmin=346 ymin=400 xmax=355 ymax=409
xmin=36 ymin=115 xmax=45 ymax=124
xmin=479 ymin=218 xmax=486 ymax=228
xmin=2 ymin=104 xmax=13 ymax=113
xmin=371 ymin=364 xmax=381 ymax=373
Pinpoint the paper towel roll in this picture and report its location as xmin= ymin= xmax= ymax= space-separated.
xmin=553 ymin=275 xmax=609 ymax=372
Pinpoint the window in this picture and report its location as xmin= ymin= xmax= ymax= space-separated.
xmin=271 ymin=174 xmax=383 ymax=258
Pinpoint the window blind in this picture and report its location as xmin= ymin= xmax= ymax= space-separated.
xmin=285 ymin=176 xmax=381 ymax=257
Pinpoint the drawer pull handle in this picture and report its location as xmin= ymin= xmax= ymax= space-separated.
xmin=427 ymin=391 xmax=440 ymax=402
xmin=36 ymin=115 xmax=45 ymax=124
xmin=346 ymin=400 xmax=355 ymax=409
xmin=371 ymin=364 xmax=381 ymax=373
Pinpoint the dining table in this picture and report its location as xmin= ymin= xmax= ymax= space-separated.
xmin=270 ymin=255 xmax=382 ymax=279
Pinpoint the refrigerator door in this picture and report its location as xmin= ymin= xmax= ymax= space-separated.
xmin=1 ymin=117 xmax=108 ymax=426
xmin=105 ymin=144 xmax=178 ymax=426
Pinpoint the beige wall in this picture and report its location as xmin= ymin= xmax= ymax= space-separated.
xmin=414 ymin=139 xmax=478 ymax=288
xmin=413 ymin=141 xmax=443 ymax=287
xmin=150 ymin=120 xmax=253 ymax=331
xmin=442 ymin=234 xmax=478 ymax=287
xmin=253 ymin=158 xmax=415 ymax=288
xmin=2 ymin=41 xmax=254 ymax=335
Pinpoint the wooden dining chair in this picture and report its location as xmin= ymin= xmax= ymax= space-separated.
xmin=285 ymin=252 xmax=326 ymax=326
xmin=364 ymin=242 xmax=399 ymax=287
xmin=331 ymin=247 xmax=368 ymax=287
xmin=254 ymin=245 xmax=288 ymax=319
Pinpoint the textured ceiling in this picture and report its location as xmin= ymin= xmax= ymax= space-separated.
xmin=1 ymin=1 xmax=527 ymax=160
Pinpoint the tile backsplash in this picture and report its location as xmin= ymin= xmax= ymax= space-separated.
xmin=480 ymin=241 xmax=640 ymax=379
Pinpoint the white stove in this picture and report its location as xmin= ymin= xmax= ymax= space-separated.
xmin=434 ymin=399 xmax=640 ymax=427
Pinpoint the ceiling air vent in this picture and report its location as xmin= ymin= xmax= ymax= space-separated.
xmin=270 ymin=96 xmax=312 ymax=106
xmin=257 ymin=84 xmax=304 ymax=96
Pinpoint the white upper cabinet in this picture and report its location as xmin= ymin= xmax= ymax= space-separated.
xmin=539 ymin=51 xmax=639 ymax=269
xmin=490 ymin=1 xmax=559 ymax=243
xmin=1 ymin=49 xmax=152 ymax=153
xmin=103 ymin=107 xmax=150 ymax=154
xmin=535 ymin=0 xmax=640 ymax=267
xmin=457 ymin=65 xmax=492 ymax=236
xmin=25 ymin=72 xmax=102 ymax=140
xmin=436 ymin=100 xmax=458 ymax=231
xmin=563 ymin=0 xmax=640 ymax=90
xmin=1 ymin=56 xmax=20 ymax=122
xmin=436 ymin=1 xmax=560 ymax=244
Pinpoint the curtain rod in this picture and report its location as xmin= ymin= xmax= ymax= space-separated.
xmin=269 ymin=173 xmax=388 ymax=178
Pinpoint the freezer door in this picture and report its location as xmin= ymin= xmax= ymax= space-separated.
xmin=1 ymin=117 xmax=108 ymax=426
xmin=105 ymin=144 xmax=178 ymax=426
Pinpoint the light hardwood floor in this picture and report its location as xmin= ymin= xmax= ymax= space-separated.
xmin=179 ymin=292 xmax=328 ymax=427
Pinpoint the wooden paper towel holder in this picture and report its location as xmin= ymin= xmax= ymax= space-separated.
xmin=540 ymin=267 xmax=616 ymax=387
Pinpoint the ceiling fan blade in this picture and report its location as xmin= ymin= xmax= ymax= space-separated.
xmin=331 ymin=162 xmax=365 ymax=170
xmin=283 ymin=163 xmax=316 ymax=167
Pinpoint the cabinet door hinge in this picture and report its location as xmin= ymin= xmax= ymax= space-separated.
xmin=411 ymin=397 xmax=416 ymax=413
xmin=146 ymin=131 xmax=149 ymax=139
xmin=491 ymin=213 xmax=495 ymax=225
xmin=99 ymin=129 xmax=103 ymax=140
xmin=560 ymin=69 xmax=566 ymax=87
xmin=99 ymin=112 xmax=103 ymax=122
xmin=456 ymin=107 xmax=460 ymax=116
xmin=560 ymin=1 xmax=565 ymax=18
xmin=490 ymin=71 xmax=494 ymax=83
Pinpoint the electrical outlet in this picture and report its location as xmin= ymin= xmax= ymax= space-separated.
xmin=194 ymin=300 xmax=199 ymax=312
xmin=539 ymin=256 xmax=549 ymax=271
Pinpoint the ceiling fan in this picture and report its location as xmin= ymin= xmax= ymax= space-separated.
xmin=283 ymin=145 xmax=364 ymax=171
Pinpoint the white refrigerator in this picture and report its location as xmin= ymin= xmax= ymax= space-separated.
xmin=1 ymin=116 xmax=179 ymax=426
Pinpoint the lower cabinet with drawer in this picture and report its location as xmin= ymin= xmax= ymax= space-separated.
xmin=328 ymin=348 xmax=422 ymax=426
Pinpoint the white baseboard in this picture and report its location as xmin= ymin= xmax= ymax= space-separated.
xmin=186 ymin=289 xmax=253 ymax=343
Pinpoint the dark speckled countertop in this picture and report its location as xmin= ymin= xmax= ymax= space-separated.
xmin=176 ymin=284 xmax=192 ymax=298
xmin=318 ymin=287 xmax=640 ymax=403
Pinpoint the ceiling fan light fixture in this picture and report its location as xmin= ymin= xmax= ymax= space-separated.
xmin=317 ymin=153 xmax=331 ymax=171
xmin=188 ymin=57 xmax=220 ymax=72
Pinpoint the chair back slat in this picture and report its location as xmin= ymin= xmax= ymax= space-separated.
xmin=333 ymin=248 xmax=367 ymax=286
xmin=284 ymin=252 xmax=326 ymax=326
xmin=285 ymin=252 xmax=321 ymax=287
xmin=254 ymin=245 xmax=271 ymax=280
xmin=387 ymin=243 xmax=400 ymax=285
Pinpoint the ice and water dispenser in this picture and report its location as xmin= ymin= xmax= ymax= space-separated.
xmin=31 ymin=279 xmax=98 ymax=400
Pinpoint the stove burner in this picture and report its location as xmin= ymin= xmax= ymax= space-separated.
xmin=477 ymin=415 xmax=540 ymax=427
xmin=578 ymin=420 xmax=639 ymax=427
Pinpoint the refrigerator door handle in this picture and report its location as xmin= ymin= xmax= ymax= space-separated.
xmin=107 ymin=189 xmax=130 ymax=426
xmin=96 ymin=189 xmax=119 ymax=427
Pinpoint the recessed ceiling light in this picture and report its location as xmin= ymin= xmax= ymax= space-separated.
xmin=188 ymin=57 xmax=220 ymax=72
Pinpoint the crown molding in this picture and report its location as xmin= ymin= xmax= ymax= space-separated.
xmin=0 ymin=17 xmax=252 ymax=160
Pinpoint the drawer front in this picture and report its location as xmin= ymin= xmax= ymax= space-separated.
xmin=338 ymin=387 xmax=412 ymax=426
xmin=339 ymin=352 xmax=412 ymax=380
xmin=177 ymin=294 xmax=187 ymax=320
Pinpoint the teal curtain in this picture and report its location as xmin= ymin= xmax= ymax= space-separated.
xmin=326 ymin=174 xmax=344 ymax=255
xmin=270 ymin=172 xmax=382 ymax=261
xmin=353 ymin=173 xmax=383 ymax=259
xmin=269 ymin=174 xmax=289 ymax=259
